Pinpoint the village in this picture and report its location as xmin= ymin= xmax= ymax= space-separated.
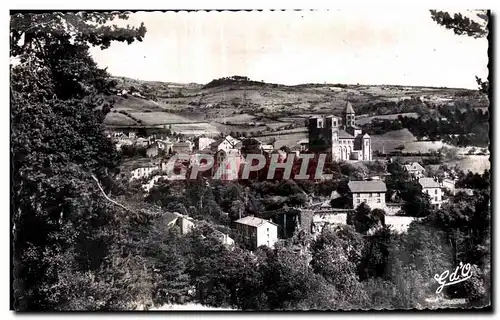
xmin=105 ymin=101 xmax=481 ymax=252
xmin=11 ymin=10 xmax=491 ymax=312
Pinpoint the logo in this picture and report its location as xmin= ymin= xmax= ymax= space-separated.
xmin=433 ymin=262 xmax=473 ymax=294
xmin=159 ymin=153 xmax=334 ymax=181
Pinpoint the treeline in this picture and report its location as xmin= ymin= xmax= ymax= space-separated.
xmin=136 ymin=187 xmax=491 ymax=310
xmin=356 ymin=97 xmax=431 ymax=117
xmin=203 ymin=76 xmax=271 ymax=89
xmin=362 ymin=105 xmax=490 ymax=147
xmin=399 ymin=106 xmax=489 ymax=147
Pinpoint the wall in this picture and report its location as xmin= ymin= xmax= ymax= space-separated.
xmin=256 ymin=222 xmax=278 ymax=248
xmin=423 ymin=187 xmax=442 ymax=208
xmin=352 ymin=192 xmax=386 ymax=209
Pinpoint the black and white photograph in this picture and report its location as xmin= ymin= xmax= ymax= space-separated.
xmin=10 ymin=7 xmax=491 ymax=312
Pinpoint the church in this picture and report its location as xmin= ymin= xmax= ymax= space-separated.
xmin=307 ymin=101 xmax=372 ymax=162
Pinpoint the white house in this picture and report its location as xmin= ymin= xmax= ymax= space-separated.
xmin=123 ymin=160 xmax=160 ymax=181
xmin=419 ymin=177 xmax=443 ymax=209
xmin=217 ymin=135 xmax=242 ymax=152
xmin=441 ymin=178 xmax=456 ymax=195
xmin=348 ymin=180 xmax=387 ymax=210
xmin=194 ymin=137 xmax=216 ymax=151
xmin=235 ymin=216 xmax=278 ymax=251
xmin=404 ymin=162 xmax=426 ymax=179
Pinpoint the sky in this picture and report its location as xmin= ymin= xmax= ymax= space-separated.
xmin=90 ymin=9 xmax=489 ymax=89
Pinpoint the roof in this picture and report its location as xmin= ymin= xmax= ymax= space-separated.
xmin=261 ymin=144 xmax=274 ymax=151
xmin=326 ymin=115 xmax=341 ymax=120
xmin=363 ymin=133 xmax=370 ymax=138
xmin=121 ymin=159 xmax=158 ymax=171
xmin=338 ymin=130 xmax=354 ymax=139
xmin=223 ymin=135 xmax=241 ymax=148
xmin=348 ymin=180 xmax=387 ymax=193
xmin=173 ymin=142 xmax=192 ymax=147
xmin=235 ymin=216 xmax=278 ymax=228
xmin=404 ymin=162 xmax=425 ymax=172
xmin=298 ymin=138 xmax=309 ymax=144
xmin=419 ymin=177 xmax=441 ymax=189
xmin=344 ymin=101 xmax=355 ymax=114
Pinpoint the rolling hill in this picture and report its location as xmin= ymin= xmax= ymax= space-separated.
xmin=105 ymin=76 xmax=489 ymax=138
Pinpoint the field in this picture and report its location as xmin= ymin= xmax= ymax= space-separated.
xmin=256 ymin=132 xmax=308 ymax=149
xmin=104 ymin=112 xmax=138 ymax=126
xmin=104 ymin=76 xmax=488 ymax=129
xmin=129 ymin=112 xmax=194 ymax=125
xmin=170 ymin=123 xmax=220 ymax=136
xmin=356 ymin=112 xmax=419 ymax=125
xmin=370 ymin=129 xmax=416 ymax=153
xmin=445 ymin=155 xmax=490 ymax=173
xmin=210 ymin=113 xmax=256 ymax=124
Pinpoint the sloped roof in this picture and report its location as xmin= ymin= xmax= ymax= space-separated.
xmin=235 ymin=216 xmax=278 ymax=228
xmin=348 ymin=180 xmax=387 ymax=193
xmin=419 ymin=177 xmax=440 ymax=189
xmin=338 ymin=130 xmax=354 ymax=139
xmin=404 ymin=162 xmax=425 ymax=172
xmin=344 ymin=101 xmax=355 ymax=114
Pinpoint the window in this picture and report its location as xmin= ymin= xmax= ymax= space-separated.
xmin=333 ymin=121 xmax=337 ymax=126
xmin=370 ymin=193 xmax=373 ymax=197
xmin=267 ymin=228 xmax=269 ymax=232
xmin=435 ymin=196 xmax=438 ymax=201
xmin=357 ymin=199 xmax=361 ymax=204
xmin=435 ymin=189 xmax=438 ymax=194
xmin=317 ymin=119 xmax=324 ymax=128
xmin=267 ymin=241 xmax=270 ymax=246
xmin=377 ymin=199 xmax=381 ymax=203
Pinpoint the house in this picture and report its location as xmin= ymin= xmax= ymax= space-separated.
xmin=404 ymin=162 xmax=425 ymax=179
xmin=214 ymin=149 xmax=244 ymax=180
xmin=260 ymin=144 xmax=274 ymax=153
xmin=441 ymin=178 xmax=456 ymax=195
xmin=164 ymin=212 xmax=195 ymax=235
xmin=155 ymin=140 xmax=174 ymax=154
xmin=114 ymin=136 xmax=134 ymax=150
xmin=194 ymin=137 xmax=216 ymax=151
xmin=419 ymin=177 xmax=443 ymax=209
xmin=135 ymin=137 xmax=151 ymax=147
xmin=214 ymin=231 xmax=235 ymax=246
xmin=215 ymin=135 xmax=242 ymax=152
xmin=142 ymin=174 xmax=170 ymax=192
xmin=146 ymin=143 xmax=159 ymax=157
xmin=298 ymin=139 xmax=309 ymax=152
xmin=122 ymin=159 xmax=160 ymax=181
xmin=172 ymin=141 xmax=193 ymax=154
xmin=289 ymin=145 xmax=301 ymax=158
xmin=235 ymin=216 xmax=279 ymax=251
xmin=348 ymin=180 xmax=387 ymax=209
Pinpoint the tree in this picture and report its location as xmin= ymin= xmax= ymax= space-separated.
xmin=310 ymin=226 xmax=367 ymax=308
xmin=11 ymin=12 xmax=147 ymax=310
xmin=347 ymin=203 xmax=380 ymax=234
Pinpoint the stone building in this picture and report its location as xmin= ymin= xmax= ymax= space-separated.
xmin=308 ymin=101 xmax=372 ymax=161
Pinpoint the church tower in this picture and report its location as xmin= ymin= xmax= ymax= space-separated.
xmin=343 ymin=101 xmax=356 ymax=128
xmin=362 ymin=133 xmax=372 ymax=161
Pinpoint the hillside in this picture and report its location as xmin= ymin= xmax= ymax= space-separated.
xmin=105 ymin=76 xmax=489 ymax=137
